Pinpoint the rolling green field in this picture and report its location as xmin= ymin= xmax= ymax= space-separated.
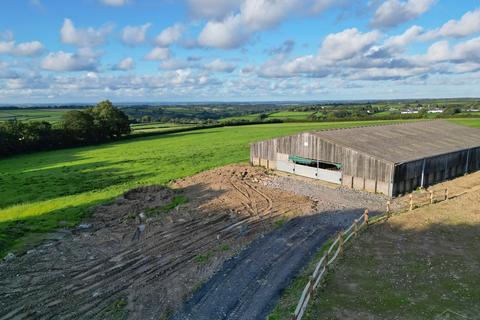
xmin=220 ymin=111 xmax=314 ymax=122
xmin=130 ymin=122 xmax=195 ymax=134
xmin=267 ymin=111 xmax=313 ymax=120
xmin=220 ymin=113 xmax=264 ymax=122
xmin=0 ymin=109 xmax=73 ymax=123
xmin=0 ymin=119 xmax=478 ymax=256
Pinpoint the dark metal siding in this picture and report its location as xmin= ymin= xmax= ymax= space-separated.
xmin=392 ymin=147 xmax=480 ymax=195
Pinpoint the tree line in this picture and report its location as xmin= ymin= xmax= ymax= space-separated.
xmin=0 ymin=101 xmax=130 ymax=158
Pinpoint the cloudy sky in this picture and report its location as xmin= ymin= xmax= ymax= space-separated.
xmin=0 ymin=0 xmax=479 ymax=103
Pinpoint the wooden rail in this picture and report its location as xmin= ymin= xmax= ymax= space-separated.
xmin=291 ymin=187 xmax=449 ymax=320
xmin=291 ymin=210 xmax=368 ymax=320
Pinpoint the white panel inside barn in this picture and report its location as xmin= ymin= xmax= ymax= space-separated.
xmin=250 ymin=121 xmax=480 ymax=197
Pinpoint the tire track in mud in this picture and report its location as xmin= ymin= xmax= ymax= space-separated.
xmin=0 ymin=165 xmax=326 ymax=320
xmin=2 ymin=214 xmax=250 ymax=320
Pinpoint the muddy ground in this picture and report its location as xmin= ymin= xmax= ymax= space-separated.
xmin=0 ymin=164 xmax=391 ymax=320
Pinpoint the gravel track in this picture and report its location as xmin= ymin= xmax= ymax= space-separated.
xmin=172 ymin=173 xmax=390 ymax=320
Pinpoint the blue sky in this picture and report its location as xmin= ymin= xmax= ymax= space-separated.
xmin=0 ymin=0 xmax=479 ymax=103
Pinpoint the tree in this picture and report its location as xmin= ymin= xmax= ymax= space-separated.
xmin=257 ymin=113 xmax=268 ymax=121
xmin=141 ymin=115 xmax=152 ymax=123
xmin=88 ymin=100 xmax=131 ymax=139
xmin=63 ymin=110 xmax=95 ymax=142
xmin=443 ymin=106 xmax=461 ymax=115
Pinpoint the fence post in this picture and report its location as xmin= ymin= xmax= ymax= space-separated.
xmin=409 ymin=194 xmax=414 ymax=211
xmin=338 ymin=232 xmax=344 ymax=255
xmin=353 ymin=219 xmax=358 ymax=237
xmin=386 ymin=200 xmax=391 ymax=216
xmin=308 ymin=276 xmax=315 ymax=294
xmin=364 ymin=209 xmax=369 ymax=226
xmin=430 ymin=190 xmax=434 ymax=204
xmin=444 ymin=188 xmax=448 ymax=201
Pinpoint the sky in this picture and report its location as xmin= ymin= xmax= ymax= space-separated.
xmin=0 ymin=0 xmax=479 ymax=103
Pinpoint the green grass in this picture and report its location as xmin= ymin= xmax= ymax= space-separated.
xmin=145 ymin=195 xmax=188 ymax=216
xmin=131 ymin=122 xmax=195 ymax=134
xmin=450 ymin=118 xmax=480 ymax=128
xmin=302 ymin=201 xmax=480 ymax=319
xmin=0 ymin=108 xmax=73 ymax=123
xmin=267 ymin=111 xmax=313 ymax=120
xmin=0 ymin=119 xmax=478 ymax=256
xmin=220 ymin=113 xmax=263 ymax=122
xmin=220 ymin=111 xmax=314 ymax=122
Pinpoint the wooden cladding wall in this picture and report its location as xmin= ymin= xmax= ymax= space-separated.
xmin=250 ymin=132 xmax=394 ymax=183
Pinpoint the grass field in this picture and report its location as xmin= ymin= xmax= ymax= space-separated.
xmin=130 ymin=122 xmax=195 ymax=134
xmin=0 ymin=119 xmax=478 ymax=256
xmin=267 ymin=111 xmax=313 ymax=120
xmin=220 ymin=113 xmax=263 ymax=122
xmin=0 ymin=109 xmax=73 ymax=123
xmin=220 ymin=111 xmax=314 ymax=122
xmin=303 ymin=175 xmax=480 ymax=319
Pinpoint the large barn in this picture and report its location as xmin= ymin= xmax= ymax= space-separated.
xmin=250 ymin=120 xmax=480 ymax=197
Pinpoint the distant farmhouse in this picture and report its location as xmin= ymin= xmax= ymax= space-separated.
xmin=250 ymin=121 xmax=480 ymax=197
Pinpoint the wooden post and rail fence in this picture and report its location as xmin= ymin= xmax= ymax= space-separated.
xmin=290 ymin=187 xmax=449 ymax=320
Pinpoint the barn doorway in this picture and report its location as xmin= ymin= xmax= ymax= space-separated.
xmin=276 ymin=155 xmax=342 ymax=184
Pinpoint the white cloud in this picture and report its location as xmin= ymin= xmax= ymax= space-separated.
xmin=60 ymin=18 xmax=113 ymax=47
xmin=160 ymin=58 xmax=191 ymax=70
xmin=121 ymin=23 xmax=151 ymax=46
xmin=453 ymin=37 xmax=480 ymax=62
xmin=155 ymin=23 xmax=184 ymax=47
xmin=100 ymin=0 xmax=130 ymax=6
xmin=319 ymin=28 xmax=380 ymax=61
xmin=0 ymin=30 xmax=43 ymax=57
xmin=145 ymin=47 xmax=170 ymax=60
xmin=371 ymin=0 xmax=436 ymax=28
xmin=187 ymin=0 xmax=242 ymax=19
xmin=198 ymin=15 xmax=247 ymax=49
xmin=241 ymin=0 xmax=297 ymax=32
xmin=196 ymin=0 xmax=338 ymax=49
xmin=0 ymin=32 xmax=43 ymax=57
xmin=204 ymin=58 xmax=236 ymax=72
xmin=113 ymin=57 xmax=135 ymax=71
xmin=41 ymin=49 xmax=98 ymax=72
xmin=422 ymin=9 xmax=480 ymax=40
xmin=384 ymin=25 xmax=423 ymax=49
xmin=412 ymin=37 xmax=480 ymax=67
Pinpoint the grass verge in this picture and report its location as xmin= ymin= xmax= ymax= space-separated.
xmin=271 ymin=175 xmax=480 ymax=320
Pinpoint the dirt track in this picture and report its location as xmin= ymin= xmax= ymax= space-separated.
xmin=0 ymin=164 xmax=390 ymax=320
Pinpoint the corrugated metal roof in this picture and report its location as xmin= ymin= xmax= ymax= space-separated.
xmin=311 ymin=120 xmax=480 ymax=163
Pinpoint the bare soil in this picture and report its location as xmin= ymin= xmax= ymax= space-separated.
xmin=0 ymin=165 xmax=316 ymax=320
